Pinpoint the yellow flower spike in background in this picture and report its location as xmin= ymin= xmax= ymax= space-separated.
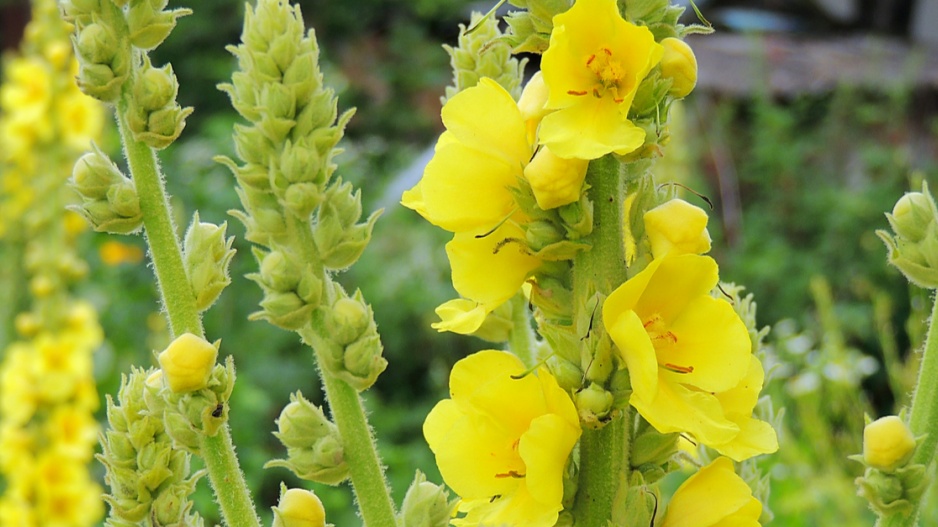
xmin=644 ymin=198 xmax=712 ymax=257
xmin=661 ymin=457 xmax=762 ymax=527
xmin=539 ymin=0 xmax=663 ymax=160
xmin=423 ymin=350 xmax=580 ymax=526
xmin=602 ymin=253 xmax=777 ymax=459
xmin=158 ymin=332 xmax=219 ymax=393
xmin=863 ymin=415 xmax=917 ymax=472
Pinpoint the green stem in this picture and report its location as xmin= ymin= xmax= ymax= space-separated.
xmin=302 ymin=325 xmax=398 ymax=527
xmin=117 ymin=96 xmax=202 ymax=338
xmin=508 ymin=292 xmax=536 ymax=367
xmin=570 ymin=154 xmax=631 ymax=526
xmin=200 ymin=427 xmax=262 ymax=527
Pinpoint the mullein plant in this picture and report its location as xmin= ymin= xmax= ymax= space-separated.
xmin=54 ymin=0 xmax=780 ymax=527
xmin=0 ymin=0 xmax=107 ymax=525
xmin=859 ymin=183 xmax=938 ymax=526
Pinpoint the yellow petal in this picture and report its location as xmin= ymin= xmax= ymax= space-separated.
xmin=523 ymin=146 xmax=589 ymax=209
xmin=634 ymin=254 xmax=719 ymax=324
xmin=632 ymin=377 xmax=739 ymax=446
xmin=605 ymin=308 xmax=658 ymax=405
xmin=538 ymin=96 xmax=646 ymax=160
xmin=711 ymin=416 xmax=779 ymax=462
xmin=441 ymin=78 xmax=530 ymax=167
xmin=662 ymin=457 xmax=757 ymax=527
xmin=519 ymin=413 xmax=581 ymax=507
xmin=447 ymin=224 xmax=541 ymax=307
xmin=432 ymin=298 xmax=489 ymax=334
xmin=715 ymin=356 xmax=764 ymax=417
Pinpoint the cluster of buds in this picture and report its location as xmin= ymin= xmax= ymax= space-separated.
xmin=266 ymin=392 xmax=348 ymax=485
xmin=183 ymin=213 xmax=236 ymax=311
xmin=313 ymin=179 xmax=380 ymax=271
xmin=315 ymin=288 xmax=388 ymax=391
xmin=144 ymin=333 xmax=233 ymax=454
xmin=98 ymin=368 xmax=204 ymax=526
xmin=249 ymin=247 xmax=323 ymax=330
xmin=878 ymin=182 xmax=938 ymax=289
xmin=854 ymin=415 xmax=927 ymax=518
xmin=126 ymin=56 xmax=192 ymax=149
xmin=69 ymin=146 xmax=143 ymax=234
xmin=442 ymin=11 xmax=527 ymax=104
xmin=62 ymin=0 xmax=131 ymax=102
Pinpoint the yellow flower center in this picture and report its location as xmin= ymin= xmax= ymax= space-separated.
xmin=567 ymin=47 xmax=631 ymax=103
xmin=643 ymin=313 xmax=694 ymax=374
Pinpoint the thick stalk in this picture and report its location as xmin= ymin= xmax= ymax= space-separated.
xmin=116 ymin=96 xmax=202 ymax=338
xmin=570 ymin=155 xmax=631 ymax=526
xmin=878 ymin=293 xmax=938 ymax=527
xmin=200 ymin=427 xmax=262 ymax=527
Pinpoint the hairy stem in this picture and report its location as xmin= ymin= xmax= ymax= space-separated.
xmin=200 ymin=427 xmax=262 ymax=527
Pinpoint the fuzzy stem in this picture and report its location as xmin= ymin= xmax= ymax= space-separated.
xmin=116 ymin=96 xmax=202 ymax=338
xmin=508 ymin=292 xmax=536 ymax=367
xmin=570 ymin=155 xmax=631 ymax=526
xmin=200 ymin=427 xmax=262 ymax=527
xmin=909 ymin=292 xmax=938 ymax=469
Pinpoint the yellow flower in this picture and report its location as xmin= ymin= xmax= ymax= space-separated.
xmin=402 ymin=78 xmax=542 ymax=334
xmin=539 ymin=0 xmax=663 ymax=160
xmin=157 ymin=333 xmax=219 ymax=393
xmin=644 ymin=198 xmax=711 ymax=257
xmin=423 ymin=350 xmax=580 ymax=526
xmin=863 ymin=415 xmax=916 ymax=471
xmin=661 ymin=457 xmax=762 ymax=527
xmin=602 ymin=254 xmax=777 ymax=460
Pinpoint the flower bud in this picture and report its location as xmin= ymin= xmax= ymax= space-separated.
xmin=863 ymin=416 xmax=916 ymax=472
xmin=878 ymin=183 xmax=938 ymax=288
xmin=644 ymin=198 xmax=712 ymax=257
xmin=523 ymin=147 xmax=589 ymax=210
xmin=133 ymin=62 xmax=177 ymax=111
xmin=314 ymin=179 xmax=380 ymax=270
xmin=574 ymin=382 xmax=614 ymax=428
xmin=127 ymin=3 xmax=191 ymax=50
xmin=274 ymin=392 xmax=338 ymax=449
xmin=272 ymin=487 xmax=327 ymax=527
xmin=157 ymin=333 xmax=219 ymax=393
xmin=76 ymin=23 xmax=118 ymax=65
xmin=398 ymin=471 xmax=457 ymax=527
xmin=107 ymin=180 xmax=142 ymax=219
xmin=254 ymin=291 xmax=313 ymax=330
xmin=183 ymin=214 xmax=236 ymax=311
xmin=660 ymin=37 xmax=697 ymax=98
xmin=71 ymin=146 xmax=127 ymax=201
xmin=326 ymin=296 xmax=370 ymax=346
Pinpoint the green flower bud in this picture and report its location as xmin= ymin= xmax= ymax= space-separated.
xmin=70 ymin=197 xmax=143 ymax=234
xmin=107 ymin=180 xmax=142 ymax=218
xmin=77 ymin=22 xmax=118 ymax=65
xmin=283 ymin=51 xmax=320 ymax=107
xmin=284 ymin=182 xmax=323 ymax=219
xmin=183 ymin=214 xmax=236 ymax=311
xmin=530 ymin=276 xmax=574 ymax=323
xmin=233 ymin=186 xmax=287 ymax=245
xmin=314 ymin=179 xmax=380 ymax=270
xmin=398 ymin=471 xmax=457 ymax=527
xmin=526 ymin=220 xmax=565 ymax=252
xmin=71 ymin=146 xmax=127 ymax=201
xmin=314 ymin=287 xmax=387 ymax=391
xmin=611 ymin=474 xmax=658 ymax=527
xmin=133 ymin=60 xmax=177 ymax=111
xmin=856 ymin=463 xmax=928 ymax=518
xmin=253 ymin=291 xmax=313 ymax=330
xmin=558 ymin=192 xmax=593 ymax=238
xmin=127 ymin=3 xmax=191 ymax=50
xmin=631 ymin=421 xmax=679 ymax=469
xmin=442 ymin=12 xmax=526 ymax=104
xmin=272 ymin=486 xmax=328 ymax=527
xmin=546 ymin=355 xmax=583 ymax=394
xmin=574 ymin=382 xmax=614 ymax=428
xmin=280 ymin=139 xmax=324 ymax=185
xmin=267 ymin=394 xmax=348 ymax=485
xmin=233 ymin=124 xmax=276 ymax=167
xmin=878 ymin=183 xmax=938 ymax=288
xmin=72 ymin=6 xmax=132 ymax=102
xmin=259 ymin=249 xmax=301 ymax=292
xmin=326 ymin=296 xmax=370 ymax=346
xmin=61 ymin=0 xmax=100 ymax=25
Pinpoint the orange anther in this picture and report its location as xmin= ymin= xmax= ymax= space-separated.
xmin=664 ymin=363 xmax=694 ymax=374
xmin=567 ymin=90 xmax=588 ymax=96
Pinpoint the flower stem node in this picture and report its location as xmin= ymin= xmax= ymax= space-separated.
xmin=397 ymin=471 xmax=458 ymax=527
xmin=862 ymin=415 xmax=917 ymax=472
xmin=660 ymin=38 xmax=698 ymax=99
xmin=183 ymin=213 xmax=236 ymax=312
xmin=267 ymin=393 xmax=348 ymax=485
xmin=878 ymin=183 xmax=938 ymax=288
xmin=158 ymin=333 xmax=219 ymax=393
xmin=313 ymin=178 xmax=381 ymax=270
xmin=272 ymin=486 xmax=329 ymax=527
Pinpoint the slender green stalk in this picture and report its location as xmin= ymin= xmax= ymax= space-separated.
xmin=570 ymin=155 xmax=631 ymax=526
xmin=508 ymin=293 xmax=536 ymax=367
xmin=116 ymin=96 xmax=202 ymax=338
xmin=200 ymin=427 xmax=263 ymax=527
xmin=300 ymin=324 xmax=398 ymax=527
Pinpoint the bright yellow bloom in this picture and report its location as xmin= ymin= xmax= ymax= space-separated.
xmin=661 ymin=457 xmax=762 ymax=527
xmin=158 ymin=333 xmax=219 ymax=393
xmin=602 ymin=254 xmax=777 ymax=460
xmin=863 ymin=415 xmax=916 ymax=471
xmin=423 ymin=350 xmax=580 ymax=526
xmin=402 ymin=78 xmax=542 ymax=334
xmin=539 ymin=0 xmax=663 ymax=159
xmin=644 ymin=198 xmax=711 ymax=257
xmin=99 ymin=240 xmax=145 ymax=266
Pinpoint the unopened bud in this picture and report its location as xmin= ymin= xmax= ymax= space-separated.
xmin=864 ymin=416 xmax=916 ymax=472
xmin=660 ymin=37 xmax=697 ymax=98
xmin=127 ymin=4 xmax=191 ymax=50
xmin=272 ymin=487 xmax=327 ymax=527
xmin=254 ymin=291 xmax=313 ymax=330
xmin=398 ymin=471 xmax=456 ymax=527
xmin=157 ymin=333 xmax=219 ymax=393
xmin=71 ymin=146 xmax=126 ymax=201
xmin=314 ymin=179 xmax=379 ymax=269
xmin=327 ymin=296 xmax=370 ymax=346
xmin=878 ymin=183 xmax=938 ymax=288
xmin=523 ymin=147 xmax=589 ymax=210
xmin=644 ymin=198 xmax=712 ymax=258
xmin=574 ymin=382 xmax=614 ymax=428
xmin=133 ymin=61 xmax=177 ymax=111
xmin=184 ymin=214 xmax=235 ymax=311
xmin=77 ymin=23 xmax=118 ymax=65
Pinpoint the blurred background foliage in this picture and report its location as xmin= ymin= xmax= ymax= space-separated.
xmin=2 ymin=0 xmax=938 ymax=525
